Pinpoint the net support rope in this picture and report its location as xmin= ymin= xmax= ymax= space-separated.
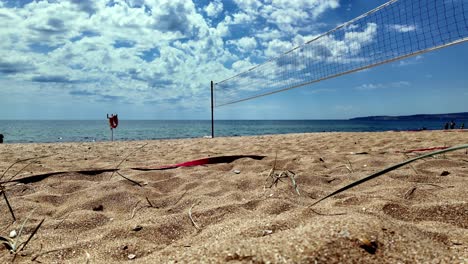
xmin=214 ymin=0 xmax=468 ymax=107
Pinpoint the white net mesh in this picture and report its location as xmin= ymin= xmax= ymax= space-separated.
xmin=214 ymin=0 xmax=468 ymax=107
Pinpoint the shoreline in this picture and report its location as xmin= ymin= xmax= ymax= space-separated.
xmin=1 ymin=131 xmax=467 ymax=262
xmin=1 ymin=128 xmax=467 ymax=145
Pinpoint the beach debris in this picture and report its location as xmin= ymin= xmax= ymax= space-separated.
xmin=1 ymin=189 xmax=16 ymax=222
xmin=357 ymin=237 xmax=378 ymax=254
xmin=131 ymin=155 xmax=266 ymax=171
xmin=319 ymin=157 xmax=325 ymax=162
xmin=262 ymin=230 xmax=273 ymax=236
xmin=132 ymin=225 xmax=143 ymax=232
xmin=404 ymin=186 xmax=417 ymax=200
xmin=116 ymin=171 xmax=142 ymax=187
xmin=350 ymin=152 xmax=369 ymax=155
xmin=188 ymin=201 xmax=201 ymax=230
xmin=233 ymin=169 xmax=241 ymax=174
xmin=145 ymin=197 xmax=155 ymax=208
xmin=309 ymin=208 xmax=346 ymax=216
xmin=130 ymin=200 xmax=142 ymax=219
xmin=440 ymin=171 xmax=450 ymax=176
xmin=128 ymin=253 xmax=136 ymax=260
xmin=310 ymin=144 xmax=468 ymax=207
xmin=92 ymin=205 xmax=104 ymax=211
xmin=9 ymin=230 xmax=17 ymax=238
xmin=339 ymin=229 xmax=350 ymax=238
xmin=266 ymin=170 xmax=300 ymax=195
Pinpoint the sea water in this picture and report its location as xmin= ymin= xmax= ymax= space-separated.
xmin=0 ymin=119 xmax=463 ymax=143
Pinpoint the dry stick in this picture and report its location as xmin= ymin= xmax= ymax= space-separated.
xmin=346 ymin=160 xmax=354 ymax=173
xmin=188 ymin=201 xmax=201 ymax=230
xmin=19 ymin=218 xmax=45 ymax=252
xmin=130 ymin=200 xmax=142 ymax=220
xmin=310 ymin=208 xmax=346 ymax=216
xmin=1 ymin=190 xmax=16 ymax=222
xmin=310 ymin=144 xmax=468 ymax=207
xmin=110 ymin=143 xmax=149 ymax=180
xmin=404 ymin=186 xmax=417 ymax=199
xmin=54 ymin=212 xmax=73 ymax=230
xmin=268 ymin=151 xmax=278 ymax=178
xmin=173 ymin=190 xmax=188 ymax=206
xmin=116 ymin=171 xmax=142 ymax=187
xmin=145 ymin=197 xmax=154 ymax=208
xmin=287 ymin=171 xmax=300 ymax=195
xmin=403 ymin=154 xmax=420 ymax=175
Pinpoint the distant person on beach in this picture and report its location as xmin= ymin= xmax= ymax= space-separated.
xmin=450 ymin=120 xmax=456 ymax=129
xmin=461 ymin=123 xmax=465 ymax=129
xmin=0 ymin=134 xmax=3 ymax=143
xmin=444 ymin=122 xmax=449 ymax=130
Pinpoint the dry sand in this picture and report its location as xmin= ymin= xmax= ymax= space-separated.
xmin=0 ymin=131 xmax=467 ymax=263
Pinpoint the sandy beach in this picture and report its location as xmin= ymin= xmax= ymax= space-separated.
xmin=0 ymin=131 xmax=467 ymax=263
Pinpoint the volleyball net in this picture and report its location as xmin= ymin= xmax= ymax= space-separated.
xmin=213 ymin=0 xmax=468 ymax=107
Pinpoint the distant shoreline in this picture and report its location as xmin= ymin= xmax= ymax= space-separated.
xmin=350 ymin=112 xmax=468 ymax=121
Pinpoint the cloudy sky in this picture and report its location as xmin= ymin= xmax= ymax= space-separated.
xmin=0 ymin=0 xmax=467 ymax=120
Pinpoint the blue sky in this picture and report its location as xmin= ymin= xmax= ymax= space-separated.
xmin=0 ymin=0 xmax=467 ymax=120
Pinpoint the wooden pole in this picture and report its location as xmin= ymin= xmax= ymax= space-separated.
xmin=211 ymin=81 xmax=214 ymax=138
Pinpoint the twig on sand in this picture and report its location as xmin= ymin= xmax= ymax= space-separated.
xmin=1 ymin=189 xmax=16 ymax=222
xmin=188 ymin=201 xmax=201 ymax=230
xmin=129 ymin=200 xmax=142 ymax=220
xmin=116 ymin=171 xmax=142 ymax=187
xmin=404 ymin=186 xmax=417 ymax=200
xmin=20 ymin=218 xmax=44 ymax=252
xmin=288 ymin=171 xmax=300 ymax=195
xmin=173 ymin=190 xmax=188 ymax=206
xmin=267 ymin=151 xmax=278 ymax=178
xmin=145 ymin=197 xmax=154 ymax=208
xmin=266 ymin=170 xmax=300 ymax=195
xmin=309 ymin=208 xmax=347 ymax=216
xmin=346 ymin=160 xmax=354 ymax=173
xmin=110 ymin=143 xmax=148 ymax=179
xmin=54 ymin=212 xmax=73 ymax=230
xmin=310 ymin=144 xmax=468 ymax=207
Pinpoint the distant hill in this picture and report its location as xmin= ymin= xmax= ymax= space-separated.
xmin=350 ymin=112 xmax=468 ymax=121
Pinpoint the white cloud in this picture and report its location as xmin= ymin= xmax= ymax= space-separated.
xmin=355 ymin=81 xmax=410 ymax=91
xmin=389 ymin=24 xmax=417 ymax=33
xmin=233 ymin=0 xmax=263 ymax=12
xmin=397 ymin=55 xmax=424 ymax=66
xmin=264 ymin=39 xmax=294 ymax=57
xmin=228 ymin=37 xmax=257 ymax=53
xmin=205 ymin=0 xmax=223 ymax=17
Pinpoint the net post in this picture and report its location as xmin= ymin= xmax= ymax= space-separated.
xmin=211 ymin=80 xmax=214 ymax=138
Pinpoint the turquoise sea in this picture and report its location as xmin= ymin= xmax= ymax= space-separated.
xmin=0 ymin=119 xmax=465 ymax=144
